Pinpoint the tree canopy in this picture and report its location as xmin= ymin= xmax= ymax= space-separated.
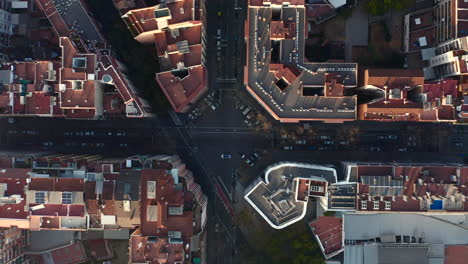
xmin=365 ymin=0 xmax=415 ymax=16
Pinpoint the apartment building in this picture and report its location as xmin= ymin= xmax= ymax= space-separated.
xmin=0 ymin=153 xmax=207 ymax=264
xmin=122 ymin=0 xmax=208 ymax=113
xmin=245 ymin=0 xmax=357 ymax=123
xmin=357 ymin=68 xmax=460 ymax=122
xmin=245 ymin=161 xmax=468 ymax=262
xmin=0 ymin=0 xmax=149 ymax=119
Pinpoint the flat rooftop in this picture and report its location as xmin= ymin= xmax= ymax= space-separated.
xmin=50 ymin=0 xmax=103 ymax=42
xmin=246 ymin=1 xmax=357 ymax=122
xmin=245 ymin=162 xmax=336 ymax=229
xmin=344 ymin=213 xmax=468 ymax=244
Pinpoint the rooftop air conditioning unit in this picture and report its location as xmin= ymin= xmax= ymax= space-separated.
xmin=450 ymin=175 xmax=458 ymax=182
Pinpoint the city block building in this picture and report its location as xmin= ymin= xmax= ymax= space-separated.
xmin=245 ymin=161 xmax=468 ymax=263
xmin=122 ymin=0 xmax=208 ymax=113
xmin=0 ymin=153 xmax=207 ymax=264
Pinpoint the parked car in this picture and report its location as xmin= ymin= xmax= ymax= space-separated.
xmin=296 ymin=140 xmax=306 ymax=144
xmin=221 ymin=154 xmax=232 ymax=159
xmin=308 ymin=145 xmax=317 ymax=151
xmin=42 ymin=141 xmax=53 ymax=147
xmin=245 ymin=159 xmax=254 ymax=167
xmin=283 ymin=146 xmax=292 ymax=150
xmin=253 ymin=152 xmax=260 ymax=160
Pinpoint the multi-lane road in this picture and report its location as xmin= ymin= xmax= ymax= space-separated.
xmin=0 ymin=114 xmax=243 ymax=264
xmin=2 ymin=0 xmax=468 ymax=263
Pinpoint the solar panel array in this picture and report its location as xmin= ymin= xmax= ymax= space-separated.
xmin=176 ymin=40 xmax=190 ymax=54
xmin=62 ymin=192 xmax=72 ymax=204
xmin=35 ymin=192 xmax=46 ymax=204
xmin=360 ymin=176 xmax=404 ymax=196
xmin=147 ymin=181 xmax=156 ymax=199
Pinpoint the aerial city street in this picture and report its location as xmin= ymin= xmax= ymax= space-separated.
xmin=0 ymin=0 xmax=467 ymax=263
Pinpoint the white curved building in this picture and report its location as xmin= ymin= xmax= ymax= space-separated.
xmin=244 ymin=162 xmax=337 ymax=229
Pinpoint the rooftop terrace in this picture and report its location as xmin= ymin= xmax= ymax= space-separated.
xmin=244 ymin=162 xmax=336 ymax=229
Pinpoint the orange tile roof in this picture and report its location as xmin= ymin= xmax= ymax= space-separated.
xmin=358 ymin=68 xmax=458 ymax=122
xmin=269 ymin=64 xmax=301 ymax=84
xmin=60 ymin=82 xmax=95 ymax=109
xmin=29 ymin=0 xmax=145 ymax=119
xmin=270 ymin=21 xmax=296 ymax=39
xmin=445 ymin=245 xmax=468 ymax=264
xmin=132 ymin=168 xmax=194 ymax=263
xmin=325 ymin=73 xmax=345 ymax=97
xmin=362 ymin=68 xmax=425 ymax=89
xmin=25 ymin=93 xmax=52 ymax=115
xmin=124 ymin=0 xmax=195 ymax=33
xmin=356 ymin=165 xmax=468 ymax=212
xmin=124 ymin=1 xmax=205 ymax=113
xmin=28 ymin=178 xmax=84 ymax=192
xmin=0 ymin=94 xmax=10 ymax=112
xmin=156 ymin=66 xmax=206 ymax=112
xmin=310 ymin=216 xmax=343 ymax=257
xmin=130 ymin=234 xmax=184 ymax=263
xmin=0 ymin=174 xmax=29 ymax=220
xmin=153 ymin=22 xmax=202 ymax=56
